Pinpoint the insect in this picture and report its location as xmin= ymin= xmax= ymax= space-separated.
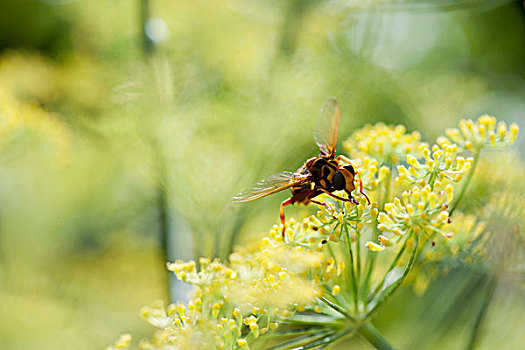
xmin=233 ymin=98 xmax=369 ymax=235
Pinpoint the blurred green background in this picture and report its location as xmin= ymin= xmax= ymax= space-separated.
xmin=0 ymin=0 xmax=523 ymax=349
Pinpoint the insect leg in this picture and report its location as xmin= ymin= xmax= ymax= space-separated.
xmin=345 ymin=191 xmax=359 ymax=205
xmin=319 ymin=188 xmax=354 ymax=203
xmin=356 ymin=171 xmax=371 ymax=204
xmin=337 ymin=154 xmax=354 ymax=165
xmin=280 ymin=198 xmax=294 ymax=236
xmin=310 ymin=199 xmax=328 ymax=208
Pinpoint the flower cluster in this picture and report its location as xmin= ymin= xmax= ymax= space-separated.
xmin=139 ymin=260 xmax=242 ymax=349
xmin=134 ymin=214 xmax=357 ymax=349
xmin=367 ymin=183 xmax=454 ymax=251
xmin=163 ymin=255 xmax=316 ymax=349
xmin=227 ymin=247 xmax=319 ymax=310
xmin=396 ymin=143 xmax=473 ymax=186
xmin=438 ymin=115 xmax=519 ymax=152
xmin=167 ymin=258 xmax=238 ymax=286
xmin=346 ymin=156 xmax=391 ymax=192
xmin=343 ymin=123 xmax=422 ymax=162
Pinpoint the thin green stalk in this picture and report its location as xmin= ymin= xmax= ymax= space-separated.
xmin=265 ymin=330 xmax=336 ymax=350
xmin=269 ymin=327 xmax=328 ymax=338
xmin=149 ymin=137 xmax=171 ymax=301
xmin=449 ymin=149 xmax=480 ymax=215
xmin=140 ymin=0 xmax=154 ymax=55
xmin=466 ymin=274 xmax=497 ymax=350
xmin=280 ymin=315 xmax=343 ymax=327
xmin=366 ymin=232 xmax=419 ymax=317
xmin=361 ymin=163 xmax=392 ymax=299
xmin=428 ymin=172 xmax=437 ymax=189
xmin=328 ymin=225 xmax=353 ymax=307
xmin=366 ymin=236 xmax=409 ymax=303
xmin=355 ymin=216 xmax=362 ymax=302
xmin=342 ymin=223 xmax=359 ymax=313
xmin=358 ymin=322 xmax=395 ymax=350
xmin=275 ymin=0 xmax=312 ymax=59
xmin=320 ymin=296 xmax=357 ymax=322
xmin=361 ymin=223 xmax=379 ymax=299
xmin=289 ymin=328 xmax=353 ymax=350
xmin=339 ymin=222 xmax=353 ymax=290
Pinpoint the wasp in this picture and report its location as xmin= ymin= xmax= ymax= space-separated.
xmin=233 ymin=98 xmax=369 ymax=235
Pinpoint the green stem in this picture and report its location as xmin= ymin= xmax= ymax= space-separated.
xmin=140 ymin=0 xmax=154 ymax=55
xmin=320 ymin=297 xmax=357 ymax=322
xmin=358 ymin=322 xmax=395 ymax=350
xmin=343 ymin=223 xmax=359 ymax=313
xmin=366 ymin=236 xmax=409 ymax=303
xmin=149 ymin=137 xmax=171 ymax=301
xmin=269 ymin=327 xmax=328 ymax=338
xmin=367 ymin=232 xmax=419 ymax=317
xmin=289 ymin=328 xmax=352 ymax=350
xmin=466 ymin=274 xmax=497 ymax=350
xmin=265 ymin=330 xmax=336 ymax=350
xmin=355 ymin=216 xmax=361 ymax=303
xmin=329 ymin=225 xmax=353 ymax=307
xmin=428 ymin=172 xmax=437 ymax=189
xmin=280 ymin=315 xmax=342 ymax=327
xmin=275 ymin=0 xmax=311 ymax=59
xmin=361 ymin=164 xmax=392 ymax=299
xmin=361 ymin=223 xmax=378 ymax=300
xmin=449 ymin=149 xmax=480 ymax=216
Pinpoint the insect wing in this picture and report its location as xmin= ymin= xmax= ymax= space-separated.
xmin=313 ymin=97 xmax=340 ymax=157
xmin=233 ymin=171 xmax=309 ymax=203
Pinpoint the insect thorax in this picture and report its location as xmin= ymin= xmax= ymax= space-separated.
xmin=306 ymin=156 xmax=339 ymax=190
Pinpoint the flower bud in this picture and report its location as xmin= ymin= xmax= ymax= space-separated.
xmin=366 ymin=241 xmax=385 ymax=252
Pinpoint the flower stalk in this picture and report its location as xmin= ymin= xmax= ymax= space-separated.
xmin=449 ymin=148 xmax=480 ymax=215
xmin=357 ymin=323 xmax=395 ymax=350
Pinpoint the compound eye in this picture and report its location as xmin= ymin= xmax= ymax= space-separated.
xmin=332 ymin=171 xmax=346 ymax=191
xmin=343 ymin=164 xmax=355 ymax=176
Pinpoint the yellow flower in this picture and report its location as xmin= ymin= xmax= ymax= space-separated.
xmin=368 ymin=184 xmax=453 ymax=250
xmin=344 ymin=123 xmax=422 ymax=162
xmin=438 ymin=116 xmax=519 ymax=152
xmin=396 ymin=143 xmax=473 ymax=186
